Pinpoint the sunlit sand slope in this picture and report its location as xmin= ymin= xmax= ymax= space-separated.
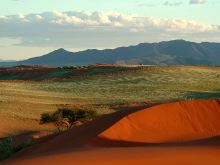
xmin=97 ymin=100 xmax=220 ymax=143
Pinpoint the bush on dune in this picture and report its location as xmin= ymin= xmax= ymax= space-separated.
xmin=40 ymin=108 xmax=99 ymax=132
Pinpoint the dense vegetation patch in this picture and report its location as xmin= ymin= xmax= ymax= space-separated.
xmin=40 ymin=108 xmax=100 ymax=132
xmin=0 ymin=65 xmax=134 ymax=80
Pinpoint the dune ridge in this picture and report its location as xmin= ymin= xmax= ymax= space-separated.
xmin=2 ymin=99 xmax=220 ymax=165
xmin=96 ymin=99 xmax=220 ymax=144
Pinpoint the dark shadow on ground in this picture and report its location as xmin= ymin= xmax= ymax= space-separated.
xmin=185 ymin=90 xmax=220 ymax=100
xmin=91 ymin=135 xmax=220 ymax=147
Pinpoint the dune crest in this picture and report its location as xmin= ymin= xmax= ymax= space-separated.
xmin=96 ymin=99 xmax=220 ymax=144
xmin=3 ymin=100 xmax=220 ymax=165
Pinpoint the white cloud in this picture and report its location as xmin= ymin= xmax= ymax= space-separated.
xmin=150 ymin=18 xmax=218 ymax=33
xmin=0 ymin=11 xmax=216 ymax=33
xmin=0 ymin=16 xmax=8 ymax=21
xmin=47 ymin=11 xmax=218 ymax=33
xmin=190 ymin=0 xmax=206 ymax=4
xmin=35 ymin=15 xmax=43 ymax=20
xmin=0 ymin=10 xmax=219 ymax=49
xmin=17 ymin=13 xmax=25 ymax=19
xmin=163 ymin=1 xmax=183 ymax=6
xmin=52 ymin=10 xmax=84 ymax=25
xmin=53 ymin=10 xmax=66 ymax=17
xmin=16 ymin=13 xmax=30 ymax=22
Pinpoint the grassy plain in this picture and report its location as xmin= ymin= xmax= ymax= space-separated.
xmin=1 ymin=65 xmax=220 ymax=137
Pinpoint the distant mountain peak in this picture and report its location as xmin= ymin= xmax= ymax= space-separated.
xmin=160 ymin=39 xmax=189 ymax=43
xmin=1 ymin=40 xmax=220 ymax=67
xmin=45 ymin=48 xmax=71 ymax=58
xmin=53 ymin=48 xmax=68 ymax=53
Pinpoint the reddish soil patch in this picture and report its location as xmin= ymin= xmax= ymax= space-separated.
xmin=0 ymin=65 xmax=55 ymax=80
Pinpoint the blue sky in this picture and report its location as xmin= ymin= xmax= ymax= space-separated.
xmin=0 ymin=0 xmax=219 ymax=60
xmin=1 ymin=0 xmax=219 ymax=24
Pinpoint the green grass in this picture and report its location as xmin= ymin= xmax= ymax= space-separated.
xmin=1 ymin=66 xmax=220 ymax=137
xmin=12 ymin=66 xmax=220 ymax=103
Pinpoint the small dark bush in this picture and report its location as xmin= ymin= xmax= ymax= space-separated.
xmin=40 ymin=108 xmax=99 ymax=131
xmin=40 ymin=112 xmax=53 ymax=124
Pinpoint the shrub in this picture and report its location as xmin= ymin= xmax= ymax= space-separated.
xmin=40 ymin=108 xmax=99 ymax=132
xmin=40 ymin=112 xmax=53 ymax=124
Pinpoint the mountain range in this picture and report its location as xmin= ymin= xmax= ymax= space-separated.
xmin=1 ymin=40 xmax=220 ymax=66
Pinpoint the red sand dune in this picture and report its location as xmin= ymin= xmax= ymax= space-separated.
xmin=96 ymin=99 xmax=220 ymax=144
xmin=2 ymin=99 xmax=220 ymax=165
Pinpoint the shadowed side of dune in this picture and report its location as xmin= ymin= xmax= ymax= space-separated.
xmin=91 ymin=134 xmax=220 ymax=147
xmin=3 ymin=99 xmax=220 ymax=164
xmin=7 ymin=104 xmax=150 ymax=159
xmin=95 ymin=99 xmax=220 ymax=145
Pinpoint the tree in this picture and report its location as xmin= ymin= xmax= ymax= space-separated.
xmin=40 ymin=108 xmax=99 ymax=132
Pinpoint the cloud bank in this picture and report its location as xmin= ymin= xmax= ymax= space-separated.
xmin=0 ymin=10 xmax=219 ymax=49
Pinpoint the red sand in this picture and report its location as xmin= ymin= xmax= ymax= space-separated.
xmin=97 ymin=99 xmax=220 ymax=144
xmin=3 ymin=147 xmax=220 ymax=165
xmin=2 ymin=99 xmax=220 ymax=165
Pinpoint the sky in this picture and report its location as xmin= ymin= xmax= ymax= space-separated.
xmin=0 ymin=0 xmax=219 ymax=60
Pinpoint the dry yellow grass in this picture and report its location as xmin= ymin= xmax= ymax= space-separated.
xmin=1 ymin=66 xmax=220 ymax=138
